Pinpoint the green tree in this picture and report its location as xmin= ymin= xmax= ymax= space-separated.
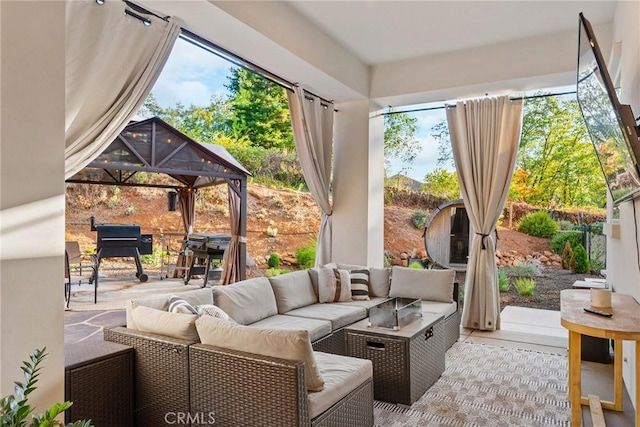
xmin=517 ymin=95 xmax=606 ymax=208
xmin=140 ymin=93 xmax=233 ymax=144
xmin=384 ymin=110 xmax=420 ymax=173
xmin=430 ymin=120 xmax=454 ymax=168
xmin=423 ymin=167 xmax=460 ymax=199
xmin=225 ymin=67 xmax=293 ymax=149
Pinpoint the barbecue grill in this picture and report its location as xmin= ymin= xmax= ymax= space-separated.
xmin=184 ymin=233 xmax=231 ymax=287
xmin=91 ymin=216 xmax=153 ymax=282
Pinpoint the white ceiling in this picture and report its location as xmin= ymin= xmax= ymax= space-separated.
xmin=287 ymin=1 xmax=618 ymax=65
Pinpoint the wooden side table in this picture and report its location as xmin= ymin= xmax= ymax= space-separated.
xmin=65 ymin=340 xmax=134 ymax=426
xmin=560 ymin=289 xmax=640 ymax=427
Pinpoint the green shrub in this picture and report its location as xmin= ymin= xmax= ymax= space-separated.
xmin=411 ymin=210 xmax=429 ymax=229
xmin=266 ymin=226 xmax=278 ymax=237
xmin=265 ymin=268 xmax=289 ymax=277
xmin=555 ymin=220 xmax=574 ymax=231
xmin=267 ymin=252 xmax=281 ymax=268
xmin=498 ymin=269 xmax=509 ymax=292
xmin=502 ymin=262 xmax=539 ymax=278
xmin=513 ymin=277 xmax=536 ymax=296
xmin=383 ymin=250 xmax=393 ymax=268
xmin=295 ymin=245 xmax=316 ymax=269
xmin=572 ymin=243 xmax=590 ymax=274
xmin=588 ymin=222 xmax=604 ymax=235
xmin=409 ymin=261 xmax=424 ymax=269
xmin=561 ymin=241 xmax=573 ymax=270
xmin=141 ymin=244 xmax=163 ymax=267
xmin=517 ymin=211 xmax=558 ymax=238
xmin=550 ymin=230 xmax=583 ymax=254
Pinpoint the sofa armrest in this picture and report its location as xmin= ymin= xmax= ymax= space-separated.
xmin=103 ymin=327 xmax=196 ymax=426
xmin=189 ymin=343 xmax=310 ymax=427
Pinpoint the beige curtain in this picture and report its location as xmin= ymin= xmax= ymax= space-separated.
xmin=446 ymin=96 xmax=522 ymax=331
xmin=65 ymin=0 xmax=181 ymax=179
xmin=171 ymin=188 xmax=196 ymax=278
xmin=222 ymin=181 xmax=242 ymax=284
xmin=287 ymin=86 xmax=334 ymax=265
xmin=177 ymin=188 xmax=196 ymax=234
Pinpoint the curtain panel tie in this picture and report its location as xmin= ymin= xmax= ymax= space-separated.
xmin=475 ymin=232 xmax=491 ymax=250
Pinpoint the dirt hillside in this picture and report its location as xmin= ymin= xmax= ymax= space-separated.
xmin=65 ymin=183 xmax=547 ymax=268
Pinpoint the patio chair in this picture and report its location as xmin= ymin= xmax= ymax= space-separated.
xmin=65 ymin=241 xmax=99 ymax=308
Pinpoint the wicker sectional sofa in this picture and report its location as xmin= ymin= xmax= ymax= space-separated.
xmin=104 ymin=264 xmax=460 ymax=426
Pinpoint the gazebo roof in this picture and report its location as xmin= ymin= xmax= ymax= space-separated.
xmin=67 ymin=117 xmax=250 ymax=189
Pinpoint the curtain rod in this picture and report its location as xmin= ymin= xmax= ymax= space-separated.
xmin=384 ymin=90 xmax=577 ymax=116
xmin=179 ymin=30 xmax=336 ymax=109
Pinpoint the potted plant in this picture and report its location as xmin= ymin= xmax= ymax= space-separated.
xmin=0 ymin=347 xmax=92 ymax=427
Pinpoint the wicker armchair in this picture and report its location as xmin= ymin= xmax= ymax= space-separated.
xmin=104 ymin=327 xmax=197 ymax=427
xmin=189 ymin=344 xmax=374 ymax=427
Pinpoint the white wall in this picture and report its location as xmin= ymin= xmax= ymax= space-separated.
xmin=0 ymin=0 xmax=66 ymax=410
xmin=332 ymin=101 xmax=384 ymax=267
xmin=608 ymin=0 xmax=640 ymax=408
xmin=371 ymin=23 xmax=614 ymax=107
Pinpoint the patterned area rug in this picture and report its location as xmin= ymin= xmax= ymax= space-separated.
xmin=374 ymin=341 xmax=570 ymax=427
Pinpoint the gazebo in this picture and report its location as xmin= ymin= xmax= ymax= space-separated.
xmin=66 ymin=116 xmax=251 ymax=283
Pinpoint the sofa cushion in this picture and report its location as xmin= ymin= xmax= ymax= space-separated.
xmin=421 ymin=300 xmax=457 ymax=319
xmin=318 ymin=267 xmax=352 ymax=303
xmin=131 ymin=305 xmax=200 ymax=342
xmin=126 ymin=288 xmax=213 ymax=329
xmin=308 ymin=352 xmax=373 ymax=419
xmin=269 ymin=270 xmax=318 ymax=313
xmin=195 ymin=316 xmax=324 ymax=392
xmin=249 ymin=314 xmax=332 ymax=343
xmin=308 ymin=263 xmax=338 ymax=296
xmin=213 ymin=277 xmax=277 ymax=325
xmin=285 ymin=303 xmax=367 ymax=330
xmin=389 ymin=267 xmax=455 ymax=303
xmin=369 ymin=267 xmax=391 ymax=297
xmin=349 ymin=269 xmax=370 ymax=301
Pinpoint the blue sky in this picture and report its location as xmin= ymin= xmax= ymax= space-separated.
xmin=149 ymin=37 xmax=575 ymax=183
xmin=152 ymin=37 xmax=234 ymax=108
xmin=386 ymin=106 xmax=451 ymax=182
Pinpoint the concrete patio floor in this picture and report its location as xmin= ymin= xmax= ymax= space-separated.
xmin=64 ymin=304 xmax=635 ymax=426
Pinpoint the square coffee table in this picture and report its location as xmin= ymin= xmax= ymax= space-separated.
xmin=345 ymin=313 xmax=445 ymax=405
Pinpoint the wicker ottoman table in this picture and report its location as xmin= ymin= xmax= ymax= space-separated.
xmin=65 ymin=340 xmax=134 ymax=426
xmin=345 ymin=313 xmax=445 ymax=405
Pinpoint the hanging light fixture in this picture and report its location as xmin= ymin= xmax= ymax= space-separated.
xmin=167 ymin=190 xmax=178 ymax=211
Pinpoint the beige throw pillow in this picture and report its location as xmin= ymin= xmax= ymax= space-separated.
xmin=195 ymin=316 xmax=324 ymax=391
xmin=196 ymin=304 xmax=234 ymax=322
xmin=389 ymin=267 xmax=455 ymax=303
xmin=131 ymin=305 xmax=200 ymax=342
xmin=317 ymin=267 xmax=352 ymax=303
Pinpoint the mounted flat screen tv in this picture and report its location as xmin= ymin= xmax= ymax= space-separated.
xmin=576 ymin=12 xmax=640 ymax=205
